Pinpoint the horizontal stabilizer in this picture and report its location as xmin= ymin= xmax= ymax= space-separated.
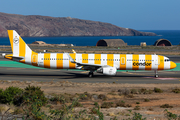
xmin=6 ymin=55 xmax=24 ymax=61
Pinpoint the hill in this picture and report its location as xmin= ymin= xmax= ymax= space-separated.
xmin=0 ymin=12 xmax=156 ymax=37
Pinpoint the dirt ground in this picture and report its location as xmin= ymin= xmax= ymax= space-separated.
xmin=0 ymin=80 xmax=180 ymax=120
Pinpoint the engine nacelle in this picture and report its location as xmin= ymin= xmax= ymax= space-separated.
xmin=97 ymin=67 xmax=117 ymax=75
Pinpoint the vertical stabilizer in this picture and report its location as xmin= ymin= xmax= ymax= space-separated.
xmin=7 ymin=30 xmax=32 ymax=57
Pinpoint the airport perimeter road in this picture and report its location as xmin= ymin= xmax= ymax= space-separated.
xmin=0 ymin=67 xmax=180 ymax=84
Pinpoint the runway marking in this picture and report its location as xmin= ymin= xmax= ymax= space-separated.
xmin=155 ymin=78 xmax=179 ymax=80
xmin=144 ymin=77 xmax=155 ymax=78
xmin=81 ymin=71 xmax=89 ymax=73
xmin=6 ymin=68 xmax=25 ymax=70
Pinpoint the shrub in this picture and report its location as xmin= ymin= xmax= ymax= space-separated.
xmin=98 ymin=94 xmax=107 ymax=101
xmin=0 ymin=89 xmax=3 ymax=94
xmin=154 ymin=87 xmax=163 ymax=93
xmin=131 ymin=89 xmax=138 ymax=94
xmin=164 ymin=109 xmax=180 ymax=120
xmin=72 ymin=101 xmax=83 ymax=107
xmin=127 ymin=94 xmax=134 ymax=98
xmin=144 ymin=98 xmax=150 ymax=102
xmin=143 ymin=90 xmax=153 ymax=94
xmin=138 ymin=88 xmax=152 ymax=94
xmin=50 ymin=94 xmax=72 ymax=103
xmin=116 ymin=100 xmax=126 ymax=107
xmin=132 ymin=112 xmax=146 ymax=120
xmin=148 ymin=108 xmax=153 ymax=111
xmin=107 ymin=92 xmax=116 ymax=95
xmin=91 ymin=107 xmax=98 ymax=114
xmin=134 ymin=106 xmax=140 ymax=110
xmin=138 ymin=88 xmax=147 ymax=94
xmin=118 ymin=89 xmax=130 ymax=96
xmin=80 ymin=92 xmax=92 ymax=100
xmin=160 ymin=104 xmax=173 ymax=108
xmin=22 ymin=85 xmax=47 ymax=106
xmin=172 ymin=88 xmax=180 ymax=93
xmin=116 ymin=101 xmax=131 ymax=107
xmin=136 ymin=102 xmax=140 ymax=104
xmin=0 ymin=86 xmax=23 ymax=104
xmin=126 ymin=104 xmax=132 ymax=107
xmin=101 ymin=102 xmax=114 ymax=108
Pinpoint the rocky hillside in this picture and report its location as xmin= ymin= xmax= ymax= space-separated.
xmin=0 ymin=12 xmax=156 ymax=37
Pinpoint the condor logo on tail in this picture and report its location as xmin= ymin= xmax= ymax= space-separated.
xmin=133 ymin=62 xmax=151 ymax=66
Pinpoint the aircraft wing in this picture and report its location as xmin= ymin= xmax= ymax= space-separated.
xmin=76 ymin=62 xmax=104 ymax=70
xmin=65 ymin=53 xmax=104 ymax=70
xmin=76 ymin=62 xmax=102 ymax=67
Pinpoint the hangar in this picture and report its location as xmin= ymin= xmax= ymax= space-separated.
xmin=96 ymin=39 xmax=127 ymax=47
xmin=154 ymin=39 xmax=172 ymax=46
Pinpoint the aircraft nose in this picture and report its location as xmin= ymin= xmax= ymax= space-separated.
xmin=170 ymin=61 xmax=176 ymax=69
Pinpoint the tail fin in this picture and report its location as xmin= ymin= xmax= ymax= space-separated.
xmin=7 ymin=30 xmax=33 ymax=57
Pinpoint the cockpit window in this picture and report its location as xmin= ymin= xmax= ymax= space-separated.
xmin=165 ymin=59 xmax=170 ymax=62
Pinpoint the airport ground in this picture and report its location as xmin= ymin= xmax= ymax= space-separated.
xmin=0 ymin=46 xmax=180 ymax=119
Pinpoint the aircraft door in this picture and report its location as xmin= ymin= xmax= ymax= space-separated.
xmin=155 ymin=55 xmax=159 ymax=65
xmin=77 ymin=57 xmax=82 ymax=63
xmin=38 ymin=54 xmax=44 ymax=67
xmin=32 ymin=54 xmax=37 ymax=64
xmin=121 ymin=57 xmax=125 ymax=65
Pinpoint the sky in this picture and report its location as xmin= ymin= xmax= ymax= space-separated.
xmin=0 ymin=0 xmax=179 ymax=30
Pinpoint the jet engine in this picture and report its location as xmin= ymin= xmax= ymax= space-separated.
xmin=97 ymin=66 xmax=117 ymax=75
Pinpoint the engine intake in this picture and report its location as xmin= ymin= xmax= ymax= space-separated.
xmin=97 ymin=67 xmax=117 ymax=75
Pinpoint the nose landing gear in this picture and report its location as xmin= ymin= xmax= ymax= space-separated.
xmin=154 ymin=70 xmax=158 ymax=78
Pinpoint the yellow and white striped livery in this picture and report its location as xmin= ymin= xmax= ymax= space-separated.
xmin=4 ymin=30 xmax=176 ymax=77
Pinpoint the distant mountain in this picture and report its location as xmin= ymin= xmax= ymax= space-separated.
xmin=0 ymin=12 xmax=156 ymax=37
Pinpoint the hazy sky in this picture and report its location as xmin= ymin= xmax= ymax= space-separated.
xmin=0 ymin=0 xmax=179 ymax=30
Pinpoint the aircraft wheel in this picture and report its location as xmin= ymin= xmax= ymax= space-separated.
xmin=88 ymin=72 xmax=93 ymax=78
xmin=155 ymin=74 xmax=158 ymax=78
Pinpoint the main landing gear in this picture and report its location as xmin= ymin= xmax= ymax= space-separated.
xmin=88 ymin=72 xmax=94 ymax=78
xmin=88 ymin=70 xmax=94 ymax=78
xmin=154 ymin=70 xmax=158 ymax=78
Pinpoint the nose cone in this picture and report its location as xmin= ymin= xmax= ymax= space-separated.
xmin=170 ymin=61 xmax=176 ymax=69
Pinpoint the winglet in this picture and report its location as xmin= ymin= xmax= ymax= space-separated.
xmin=72 ymin=49 xmax=76 ymax=53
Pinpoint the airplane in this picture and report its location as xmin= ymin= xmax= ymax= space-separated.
xmin=2 ymin=30 xmax=176 ymax=78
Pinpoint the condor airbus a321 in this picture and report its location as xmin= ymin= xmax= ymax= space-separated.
xmin=3 ymin=30 xmax=176 ymax=78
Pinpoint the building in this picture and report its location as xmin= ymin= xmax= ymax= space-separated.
xmin=32 ymin=41 xmax=47 ymax=45
xmin=96 ymin=39 xmax=127 ymax=47
xmin=59 ymin=44 xmax=74 ymax=46
xmin=154 ymin=39 xmax=172 ymax=46
xmin=140 ymin=42 xmax=147 ymax=47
